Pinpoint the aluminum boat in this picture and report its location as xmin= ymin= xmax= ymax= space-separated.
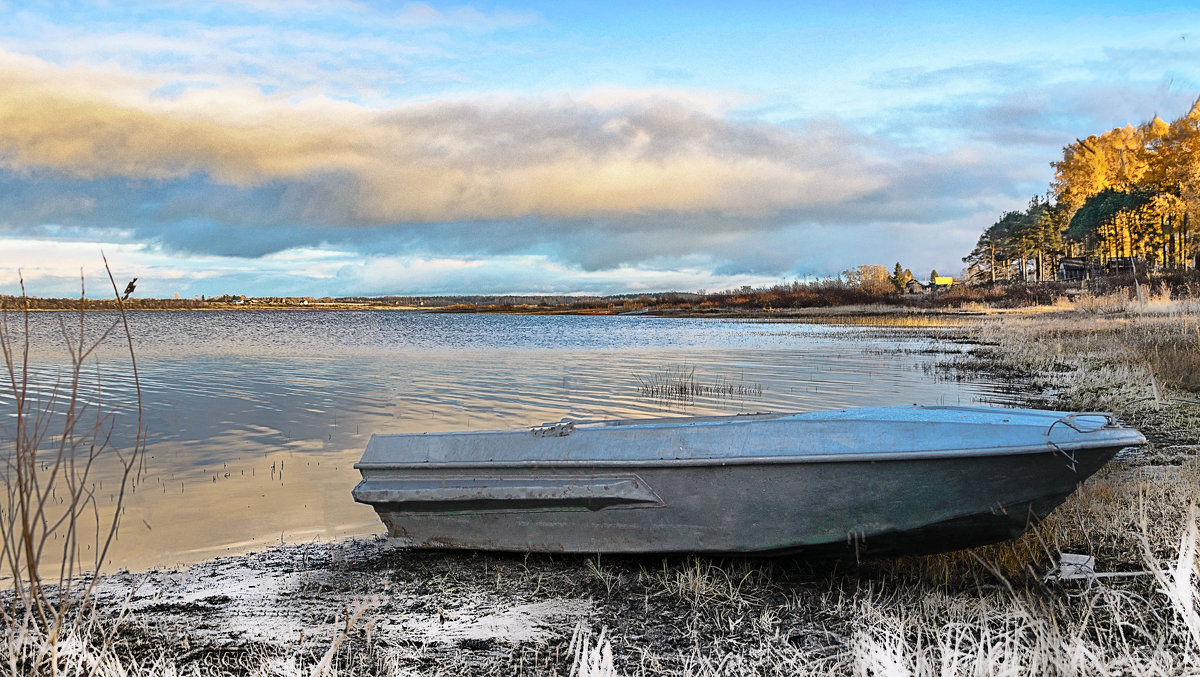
xmin=352 ymin=405 xmax=1144 ymax=556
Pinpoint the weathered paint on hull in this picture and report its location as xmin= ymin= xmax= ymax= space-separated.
xmin=352 ymin=406 xmax=1144 ymax=556
xmin=360 ymin=445 xmax=1120 ymax=556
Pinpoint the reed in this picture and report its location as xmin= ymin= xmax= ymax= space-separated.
xmin=635 ymin=366 xmax=763 ymax=403
xmin=0 ymin=261 xmax=146 ymax=675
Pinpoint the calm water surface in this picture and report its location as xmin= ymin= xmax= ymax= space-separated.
xmin=5 ymin=310 xmax=1005 ymax=570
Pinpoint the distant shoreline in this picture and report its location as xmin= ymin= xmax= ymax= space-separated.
xmin=6 ymin=272 xmax=1196 ymax=317
xmin=3 ymin=298 xmax=1018 ymax=319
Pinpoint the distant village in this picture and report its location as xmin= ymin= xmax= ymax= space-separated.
xmin=8 ymin=250 xmax=1178 ymax=315
xmin=8 ymin=257 xmax=1196 ymax=316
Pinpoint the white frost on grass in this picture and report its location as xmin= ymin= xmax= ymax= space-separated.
xmin=401 ymin=598 xmax=594 ymax=645
xmin=570 ymin=623 xmax=618 ymax=677
xmin=92 ymin=539 xmax=597 ymax=656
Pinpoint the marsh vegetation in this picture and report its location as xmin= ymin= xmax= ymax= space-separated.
xmin=634 ymin=366 xmax=764 ymax=404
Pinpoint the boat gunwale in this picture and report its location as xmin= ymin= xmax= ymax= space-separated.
xmin=353 ymin=438 xmax=1142 ymax=471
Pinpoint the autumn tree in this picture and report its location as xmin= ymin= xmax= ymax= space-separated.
xmin=841 ymin=264 xmax=897 ymax=295
xmin=972 ymin=98 xmax=1200 ymax=279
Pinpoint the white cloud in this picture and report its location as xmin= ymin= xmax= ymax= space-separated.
xmin=0 ymin=59 xmax=891 ymax=223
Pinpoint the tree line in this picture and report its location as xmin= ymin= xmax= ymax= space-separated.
xmin=965 ymin=98 xmax=1200 ymax=282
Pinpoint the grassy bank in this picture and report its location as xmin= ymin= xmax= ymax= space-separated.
xmin=5 ymin=292 xmax=1200 ymax=676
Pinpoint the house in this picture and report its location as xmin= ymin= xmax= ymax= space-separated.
xmin=1057 ymin=257 xmax=1146 ymax=281
xmin=1057 ymin=257 xmax=1099 ymax=281
xmin=1105 ymin=257 xmax=1145 ymax=275
xmin=906 ymin=277 xmax=953 ymax=294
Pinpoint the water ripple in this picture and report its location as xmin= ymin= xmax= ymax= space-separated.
xmin=0 ymin=312 xmax=1009 ymax=570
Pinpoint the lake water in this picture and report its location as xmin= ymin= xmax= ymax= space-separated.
xmin=3 ymin=310 xmax=1005 ymax=571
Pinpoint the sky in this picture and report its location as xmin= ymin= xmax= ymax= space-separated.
xmin=1 ymin=1 xmax=1199 ymax=298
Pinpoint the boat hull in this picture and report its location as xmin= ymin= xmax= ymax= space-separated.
xmin=352 ymin=406 xmax=1144 ymax=556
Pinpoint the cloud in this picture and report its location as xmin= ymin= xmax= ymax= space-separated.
xmin=869 ymin=61 xmax=1046 ymax=93
xmin=0 ymin=61 xmax=893 ymax=227
xmin=332 ymin=252 xmax=778 ymax=296
xmin=0 ymin=4 xmax=533 ymax=108
xmin=862 ymin=43 xmax=1200 ymax=150
xmin=0 ymin=50 xmax=1056 ymax=288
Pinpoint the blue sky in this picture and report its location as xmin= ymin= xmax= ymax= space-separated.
xmin=1 ymin=1 xmax=1198 ymax=298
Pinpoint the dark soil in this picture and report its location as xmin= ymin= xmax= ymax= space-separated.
xmin=86 ymin=539 xmax=877 ymax=675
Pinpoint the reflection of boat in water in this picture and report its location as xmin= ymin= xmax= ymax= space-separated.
xmin=352 ymin=405 xmax=1145 ymax=556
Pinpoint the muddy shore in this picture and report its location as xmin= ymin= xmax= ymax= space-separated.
xmin=92 ymin=538 xmax=873 ymax=675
